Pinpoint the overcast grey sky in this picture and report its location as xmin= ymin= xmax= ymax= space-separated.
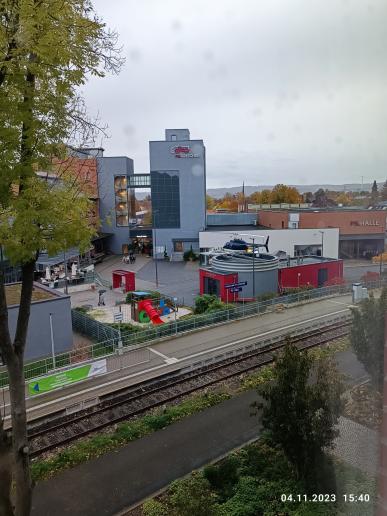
xmin=84 ymin=0 xmax=387 ymax=188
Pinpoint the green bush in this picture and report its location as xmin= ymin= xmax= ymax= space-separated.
xmin=194 ymin=294 xmax=216 ymax=314
xmin=145 ymin=438 xmax=339 ymax=516
xmin=282 ymin=284 xmax=314 ymax=296
xmin=204 ymin=456 xmax=240 ymax=501
xmin=183 ymin=246 xmax=198 ymax=262
xmin=109 ymin=322 xmax=141 ymax=333
xmin=168 ymin=473 xmax=219 ymax=516
xmin=143 ymin=500 xmax=169 ymax=516
xmin=194 ymin=294 xmax=230 ymax=315
xmin=255 ymin=291 xmax=277 ymax=302
xmin=142 ymin=413 xmax=173 ymax=431
xmin=73 ymin=306 xmax=89 ymax=313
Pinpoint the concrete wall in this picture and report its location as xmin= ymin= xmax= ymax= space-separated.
xmin=149 ymin=130 xmax=206 ymax=253
xmin=199 ymin=228 xmax=340 ymax=259
xmin=97 ymin=156 xmax=134 ymax=254
xmin=258 ymin=209 xmax=387 ymax=235
xmin=258 ymin=210 xmax=289 ymax=229
xmin=298 ymin=210 xmax=387 ymax=235
xmin=153 ymin=228 xmax=200 ymax=256
xmin=199 ymin=268 xmax=278 ymax=301
xmin=207 ymin=213 xmax=257 ymax=226
xmin=7 ymin=290 xmax=73 ymax=361
xmin=238 ymin=269 xmax=278 ymax=298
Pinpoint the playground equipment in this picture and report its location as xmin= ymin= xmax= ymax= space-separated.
xmin=138 ymin=299 xmax=164 ymax=325
xmin=112 ymin=270 xmax=135 ymax=292
xmin=131 ymin=291 xmax=177 ymax=325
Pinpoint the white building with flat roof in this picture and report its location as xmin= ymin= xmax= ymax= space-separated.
xmin=199 ymin=227 xmax=339 ymax=259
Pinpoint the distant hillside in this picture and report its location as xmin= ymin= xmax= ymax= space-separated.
xmin=206 ymin=183 xmax=379 ymax=198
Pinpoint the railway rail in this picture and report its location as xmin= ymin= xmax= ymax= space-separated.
xmin=28 ymin=319 xmax=351 ymax=458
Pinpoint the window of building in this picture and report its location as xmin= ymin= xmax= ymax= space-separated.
xmin=171 ymin=134 xmax=177 ymax=141
xmin=174 ymin=241 xmax=183 ymax=252
xmin=128 ymin=174 xmax=151 ymax=188
xmin=114 ymin=175 xmax=129 ymax=227
xmin=205 ymin=277 xmax=219 ymax=296
xmin=150 ymin=171 xmax=180 ymax=228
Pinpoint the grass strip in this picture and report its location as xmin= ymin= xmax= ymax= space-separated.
xmin=31 ymin=391 xmax=230 ymax=482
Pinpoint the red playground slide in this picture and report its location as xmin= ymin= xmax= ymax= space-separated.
xmin=138 ymin=299 xmax=164 ymax=325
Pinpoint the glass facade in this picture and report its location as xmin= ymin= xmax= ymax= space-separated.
xmin=114 ymin=176 xmax=129 ymax=226
xmin=150 ymin=171 xmax=180 ymax=228
xmin=128 ymin=174 xmax=151 ymax=188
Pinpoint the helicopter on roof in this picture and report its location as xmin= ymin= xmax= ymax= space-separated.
xmin=223 ymin=234 xmax=270 ymax=253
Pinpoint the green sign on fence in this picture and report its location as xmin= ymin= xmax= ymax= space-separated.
xmin=28 ymin=359 xmax=107 ymax=396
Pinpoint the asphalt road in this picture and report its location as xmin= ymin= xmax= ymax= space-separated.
xmin=30 ymin=348 xmax=367 ymax=516
xmin=31 ymin=390 xmax=261 ymax=516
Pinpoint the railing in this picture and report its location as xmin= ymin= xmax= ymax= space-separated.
xmin=72 ymin=310 xmax=119 ymax=343
xmin=0 ymin=278 xmax=384 ymax=389
xmin=94 ymin=271 xmax=112 ymax=289
xmin=69 ymin=277 xmax=386 ymax=348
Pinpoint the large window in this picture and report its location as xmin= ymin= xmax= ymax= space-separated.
xmin=114 ymin=176 xmax=129 ymax=226
xmin=151 ymin=171 xmax=180 ymax=228
xmin=128 ymin=174 xmax=151 ymax=188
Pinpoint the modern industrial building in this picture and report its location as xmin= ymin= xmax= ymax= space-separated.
xmin=199 ymin=227 xmax=340 ymax=259
xmin=94 ymin=128 xmax=206 ymax=257
xmin=257 ymin=208 xmax=386 ymax=259
xmin=199 ymin=240 xmax=343 ymax=302
xmin=36 ymin=130 xmax=381 ymax=269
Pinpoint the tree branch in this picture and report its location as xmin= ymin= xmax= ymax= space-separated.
xmin=13 ymin=260 xmax=36 ymax=356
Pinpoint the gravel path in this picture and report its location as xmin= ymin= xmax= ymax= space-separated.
xmin=333 ymin=416 xmax=378 ymax=475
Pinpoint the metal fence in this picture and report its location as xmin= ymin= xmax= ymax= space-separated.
xmin=0 ymin=278 xmax=385 ymax=388
xmin=116 ymin=278 xmax=386 ymax=346
xmin=72 ymin=309 xmax=119 ymax=342
xmin=94 ymin=271 xmax=112 ymax=289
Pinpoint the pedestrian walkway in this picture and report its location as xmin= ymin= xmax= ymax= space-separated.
xmin=31 ymin=391 xmax=260 ymax=516
xmin=333 ymin=417 xmax=378 ymax=475
xmin=96 ymin=254 xmax=150 ymax=279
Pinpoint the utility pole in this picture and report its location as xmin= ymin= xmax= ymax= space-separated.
xmin=319 ymin=230 xmax=325 ymax=257
xmin=63 ymin=249 xmax=68 ymax=294
xmin=252 ymin=236 xmax=256 ymax=299
xmin=152 ymin=210 xmax=159 ymax=288
xmin=49 ymin=313 xmax=56 ymax=369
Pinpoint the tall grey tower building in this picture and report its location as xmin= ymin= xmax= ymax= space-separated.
xmin=149 ymin=129 xmax=206 ymax=258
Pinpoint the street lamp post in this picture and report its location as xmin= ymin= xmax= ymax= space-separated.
xmin=237 ymin=233 xmax=266 ymax=300
xmin=251 ymin=236 xmax=256 ymax=299
xmin=319 ymin=230 xmax=324 ymax=258
xmin=152 ymin=210 xmax=159 ymax=288
xmin=173 ymin=297 xmax=178 ymax=334
xmin=63 ymin=249 xmax=68 ymax=294
xmin=49 ymin=313 xmax=56 ymax=369
xmin=297 ymin=273 xmax=301 ymax=302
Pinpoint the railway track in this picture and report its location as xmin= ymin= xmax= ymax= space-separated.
xmin=28 ymin=319 xmax=350 ymax=457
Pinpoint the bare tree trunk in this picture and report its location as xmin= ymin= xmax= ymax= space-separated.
xmin=9 ymin=260 xmax=35 ymax=516
xmin=0 ymin=266 xmax=14 ymax=516
xmin=8 ymin=357 xmax=31 ymax=516
xmin=0 ymin=417 xmax=13 ymax=516
xmin=0 ymin=260 xmax=35 ymax=516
